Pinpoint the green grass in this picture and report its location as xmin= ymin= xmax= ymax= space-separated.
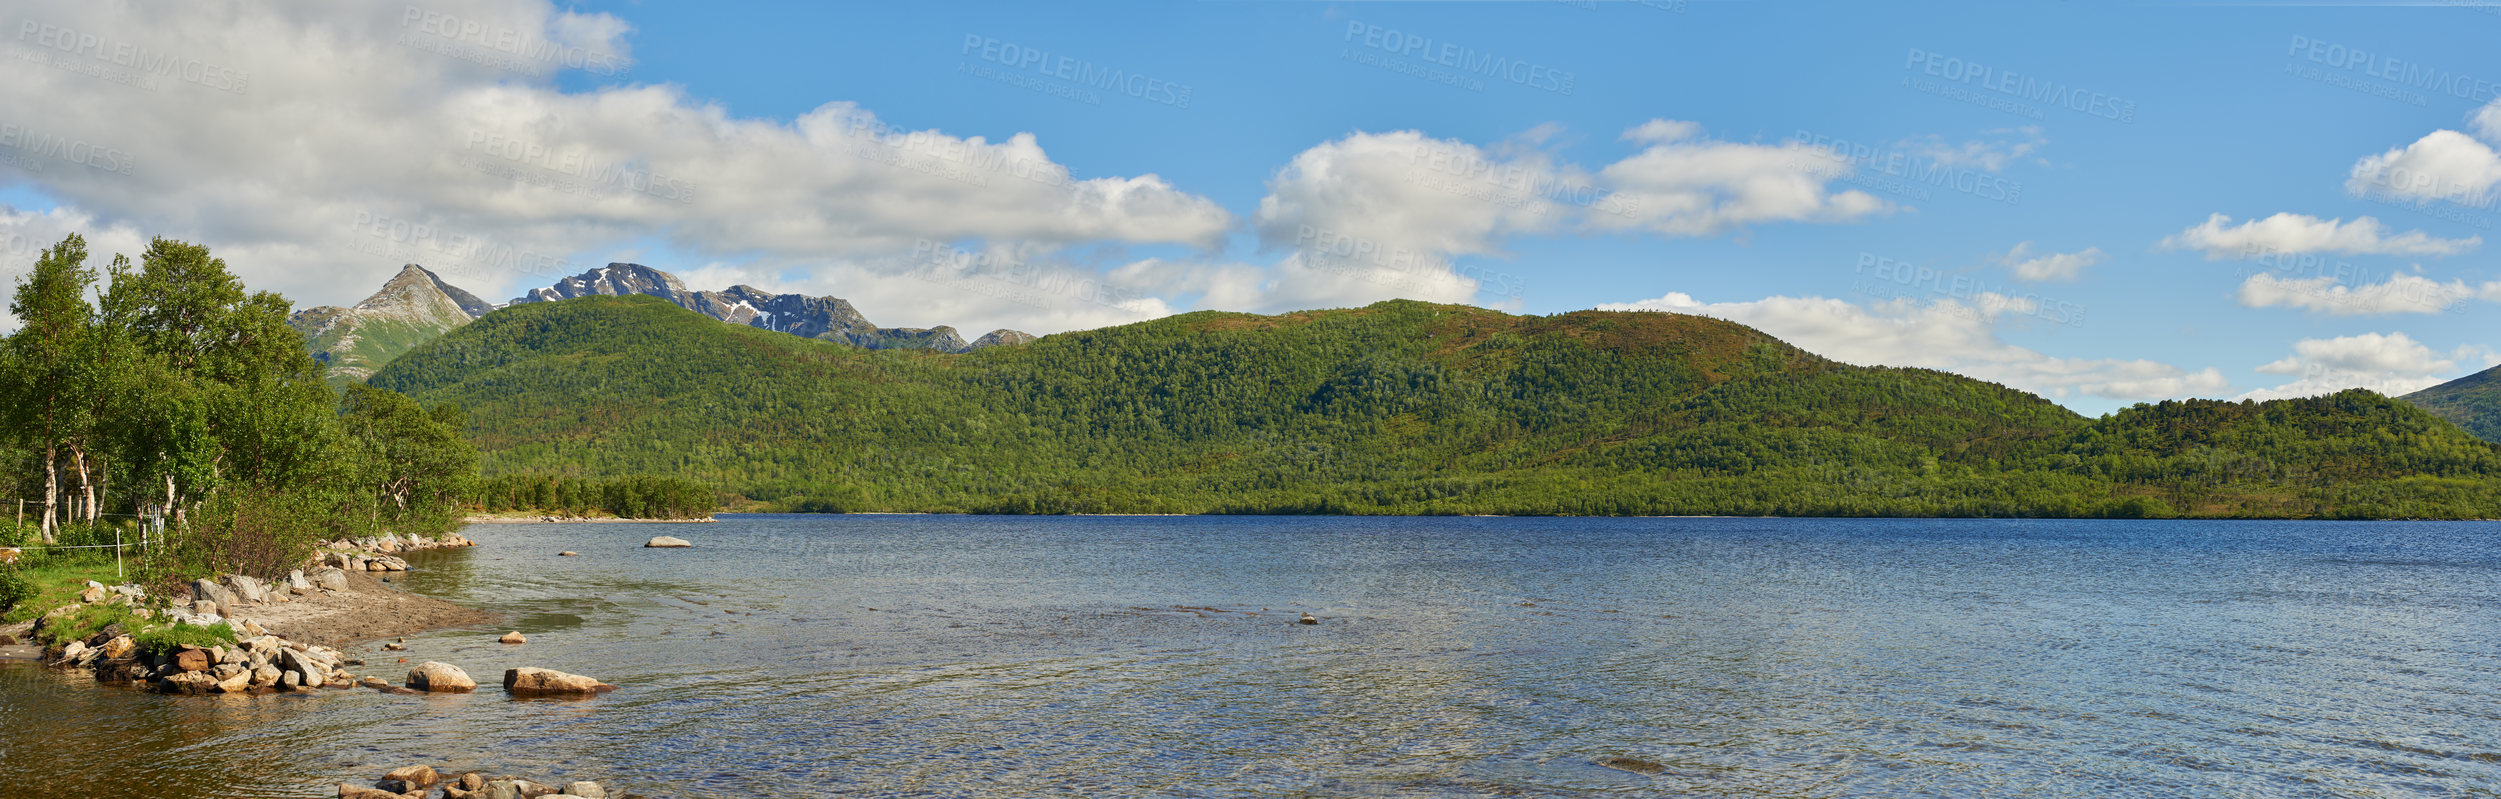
xmin=0 ymin=556 xmax=125 ymax=624
xmin=132 ymin=620 xmax=237 ymax=655
xmin=32 ymin=602 xmax=141 ymax=646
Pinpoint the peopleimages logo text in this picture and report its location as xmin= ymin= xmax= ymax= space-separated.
xmin=2287 ymin=35 xmax=2501 ymax=105
xmin=961 ymin=35 xmax=1192 ymax=108
xmin=1903 ymin=48 xmax=2133 ymax=122
xmin=16 ymin=20 xmax=250 ymax=93
xmin=1343 ymin=22 xmax=1574 ymax=96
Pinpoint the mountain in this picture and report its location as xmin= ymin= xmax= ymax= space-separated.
xmin=2405 ymin=364 xmax=2501 ymax=442
xmin=289 ymin=264 xmax=490 ymax=381
xmin=508 ymin=262 xmax=1030 ymax=353
xmin=369 ymin=294 xmax=2501 ymax=518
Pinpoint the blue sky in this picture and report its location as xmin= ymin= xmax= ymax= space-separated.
xmin=2 ymin=0 xmax=2498 ymax=413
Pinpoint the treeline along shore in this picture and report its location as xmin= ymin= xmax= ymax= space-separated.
xmin=0 ymin=233 xmax=707 ymax=672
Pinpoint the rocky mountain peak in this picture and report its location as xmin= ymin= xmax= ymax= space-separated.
xmin=506 ymin=263 xmax=1034 ymax=353
xmin=292 ymin=263 xmax=495 ymax=382
xmin=359 ymin=264 xmax=493 ymax=319
xmin=514 ymin=262 xmax=695 ymax=306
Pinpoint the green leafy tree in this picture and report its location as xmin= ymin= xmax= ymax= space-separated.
xmin=4 ymin=234 xmax=97 ymax=541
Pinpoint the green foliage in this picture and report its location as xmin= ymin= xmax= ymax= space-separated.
xmin=470 ymin=473 xmax=715 ymax=519
xmin=0 ymin=234 xmax=488 ymax=581
xmin=2405 ymin=364 xmax=2501 ymax=443
xmin=372 ymin=295 xmax=2501 ymax=520
xmin=340 ymin=383 xmax=478 ymax=530
xmin=132 ymin=619 xmax=237 ymax=656
xmin=35 ymin=602 xmax=139 ymax=646
xmin=0 ymin=564 xmax=35 ymax=615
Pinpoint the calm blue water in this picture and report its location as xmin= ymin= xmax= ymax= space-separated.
xmin=5 ymin=516 xmax=2500 ymax=797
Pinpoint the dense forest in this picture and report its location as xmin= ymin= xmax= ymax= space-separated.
xmin=372 ymin=294 xmax=2501 ymax=519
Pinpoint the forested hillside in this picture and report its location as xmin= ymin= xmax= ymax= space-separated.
xmin=372 ymin=295 xmax=2501 ymax=519
xmin=2405 ymin=364 xmax=2501 ymax=443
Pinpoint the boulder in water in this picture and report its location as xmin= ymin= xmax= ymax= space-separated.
xmin=504 ymin=666 xmax=617 ymax=696
xmin=407 ymin=662 xmax=476 ymax=692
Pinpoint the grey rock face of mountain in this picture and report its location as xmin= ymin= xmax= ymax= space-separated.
xmin=290 ymin=264 xmax=492 ymax=380
xmin=507 ymin=263 xmax=1033 ymax=353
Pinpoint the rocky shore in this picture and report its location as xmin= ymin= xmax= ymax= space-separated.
xmin=464 ymin=513 xmax=714 ymax=524
xmin=340 ymin=765 xmax=638 ymax=799
xmin=12 ymin=529 xmax=646 ymax=796
xmin=25 ymin=530 xmax=609 ymax=701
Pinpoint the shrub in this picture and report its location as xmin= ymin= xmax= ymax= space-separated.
xmin=133 ymin=620 xmax=237 ymax=656
xmin=0 ymin=565 xmax=34 ymax=615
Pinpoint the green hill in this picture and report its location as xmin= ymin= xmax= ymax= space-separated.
xmin=370 ymin=295 xmax=2501 ymax=518
xmin=2405 ymin=364 xmax=2501 ymax=443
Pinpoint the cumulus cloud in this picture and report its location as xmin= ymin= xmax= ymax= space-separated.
xmin=1992 ymin=242 xmax=2101 ymax=282
xmin=1590 ymin=120 xmax=1895 ymax=237
xmin=1595 ymin=292 xmax=2227 ymax=401
xmin=0 ymin=0 xmax=1234 ymax=335
xmin=2240 ymin=332 xmax=2496 ymax=401
xmin=1248 ymin=130 xmax=1563 ymax=310
xmin=2236 ymin=271 xmax=2498 ymax=315
xmin=2160 ymin=213 xmax=2478 ymax=259
xmin=2346 ymin=129 xmax=2501 ymax=204
xmin=1248 ymin=120 xmax=1890 ymax=311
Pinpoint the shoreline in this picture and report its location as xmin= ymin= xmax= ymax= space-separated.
xmin=462 ymin=513 xmax=716 ymax=524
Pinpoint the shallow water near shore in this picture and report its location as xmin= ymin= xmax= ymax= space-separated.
xmin=5 ymin=515 xmax=2501 ymax=797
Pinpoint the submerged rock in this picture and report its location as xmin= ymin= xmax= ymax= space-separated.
xmin=1595 ymin=756 xmax=1668 ymax=775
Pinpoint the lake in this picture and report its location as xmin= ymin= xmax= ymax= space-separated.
xmin=4 ymin=515 xmax=2499 ymax=797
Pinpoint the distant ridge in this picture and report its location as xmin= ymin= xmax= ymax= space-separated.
xmin=508 ymin=262 xmax=1033 ymax=353
xmin=2404 ymin=364 xmax=2501 ymax=442
xmin=369 ymin=295 xmax=2501 ymax=519
xmin=297 ymin=261 xmax=1038 ymax=382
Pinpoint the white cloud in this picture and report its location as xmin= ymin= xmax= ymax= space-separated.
xmin=1595 ymin=292 xmax=2226 ymax=401
xmin=0 ymin=0 xmax=1232 ymax=333
xmin=1245 ymin=120 xmax=1892 ymax=312
xmin=1248 ymin=130 xmax=1563 ymax=310
xmin=1992 ymin=242 xmax=2102 ymax=282
xmin=2240 ymin=332 xmax=2493 ymax=401
xmin=2345 ymin=129 xmax=2501 ymax=203
xmin=1622 ymin=119 xmax=1702 ymax=145
xmin=1591 ymin=120 xmax=1895 ymax=237
xmin=1900 ymin=126 xmax=2047 ymax=172
xmin=2160 ymin=213 xmax=2478 ymax=259
xmin=2236 ymin=272 xmax=2498 ymax=315
xmin=2475 ymin=102 xmax=2501 ymax=143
